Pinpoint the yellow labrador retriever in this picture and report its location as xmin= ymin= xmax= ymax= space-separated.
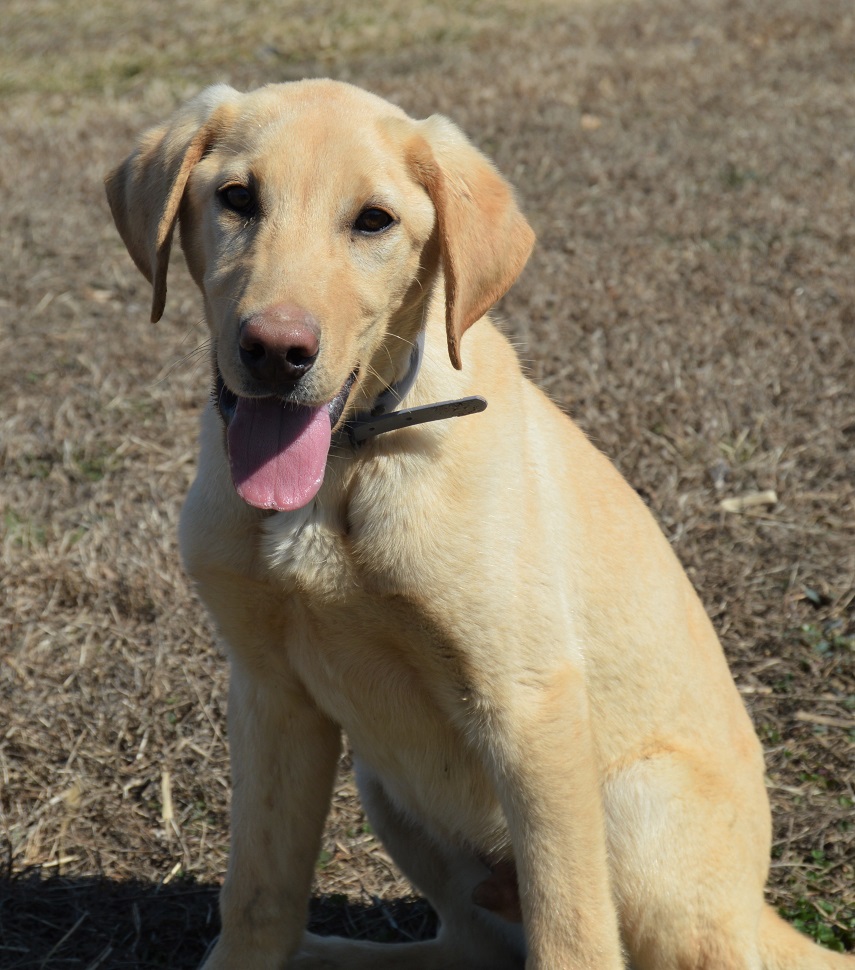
xmin=106 ymin=80 xmax=853 ymax=970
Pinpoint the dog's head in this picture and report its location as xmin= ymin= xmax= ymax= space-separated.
xmin=106 ymin=80 xmax=534 ymax=510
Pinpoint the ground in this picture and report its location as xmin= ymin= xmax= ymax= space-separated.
xmin=1 ymin=0 xmax=853 ymax=966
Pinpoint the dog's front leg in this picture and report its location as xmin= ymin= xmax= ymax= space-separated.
xmin=202 ymin=658 xmax=341 ymax=970
xmin=479 ymin=665 xmax=625 ymax=970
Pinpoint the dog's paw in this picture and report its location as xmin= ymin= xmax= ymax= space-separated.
xmin=200 ymin=937 xmax=288 ymax=970
xmin=285 ymin=935 xmax=345 ymax=970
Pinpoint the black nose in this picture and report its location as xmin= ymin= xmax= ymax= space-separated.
xmin=238 ymin=304 xmax=320 ymax=388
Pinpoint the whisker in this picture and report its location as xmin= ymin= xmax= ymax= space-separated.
xmin=154 ymin=338 xmax=214 ymax=387
xmin=362 ymin=361 xmax=394 ymax=397
xmin=384 ymin=331 xmax=416 ymax=349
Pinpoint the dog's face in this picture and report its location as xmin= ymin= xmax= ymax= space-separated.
xmin=106 ymin=80 xmax=534 ymax=511
xmin=179 ymin=84 xmax=439 ymax=413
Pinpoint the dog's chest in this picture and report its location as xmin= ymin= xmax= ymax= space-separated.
xmin=258 ymin=495 xmax=507 ymax=852
xmin=291 ymin=608 xmax=506 ymax=853
xmin=260 ymin=498 xmax=468 ymax=702
xmin=262 ymin=500 xmax=355 ymax=593
xmin=260 ymin=450 xmax=453 ymax=599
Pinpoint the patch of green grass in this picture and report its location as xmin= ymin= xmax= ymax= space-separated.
xmin=14 ymin=452 xmax=55 ymax=481
xmin=720 ymin=160 xmax=762 ymax=190
xmin=3 ymin=0 xmax=513 ymax=99
xmin=717 ymin=427 xmax=760 ymax=465
xmin=779 ymin=848 xmax=855 ymax=952
xmin=3 ymin=508 xmax=47 ymax=548
xmin=72 ymin=446 xmax=121 ymax=483
xmin=64 ymin=526 xmax=87 ymax=548
xmin=76 ymin=455 xmax=112 ymax=482
xmin=772 ymin=672 xmax=795 ymax=693
xmin=781 ymin=895 xmax=855 ymax=953
xmin=800 ymin=620 xmax=854 ymax=656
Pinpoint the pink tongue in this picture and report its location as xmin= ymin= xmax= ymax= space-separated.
xmin=227 ymin=396 xmax=331 ymax=511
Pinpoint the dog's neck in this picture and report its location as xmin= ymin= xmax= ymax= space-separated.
xmin=369 ymin=329 xmax=427 ymax=418
xmin=343 ymin=330 xmax=486 ymax=446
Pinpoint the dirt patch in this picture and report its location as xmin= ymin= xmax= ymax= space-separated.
xmin=1 ymin=0 xmax=853 ymax=964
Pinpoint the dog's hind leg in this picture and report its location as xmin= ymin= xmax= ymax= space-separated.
xmin=289 ymin=766 xmax=526 ymax=970
xmin=604 ymin=754 xmax=769 ymax=970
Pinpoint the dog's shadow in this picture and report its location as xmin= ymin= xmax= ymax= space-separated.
xmin=0 ymin=866 xmax=437 ymax=969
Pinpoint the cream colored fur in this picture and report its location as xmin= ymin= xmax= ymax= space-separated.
xmin=105 ymin=80 xmax=854 ymax=970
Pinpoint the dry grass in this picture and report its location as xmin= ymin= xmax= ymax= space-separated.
xmin=1 ymin=0 xmax=853 ymax=964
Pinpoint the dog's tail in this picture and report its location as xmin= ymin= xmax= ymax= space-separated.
xmin=760 ymin=905 xmax=854 ymax=969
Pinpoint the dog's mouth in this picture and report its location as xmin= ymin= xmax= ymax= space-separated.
xmin=214 ymin=371 xmax=356 ymax=512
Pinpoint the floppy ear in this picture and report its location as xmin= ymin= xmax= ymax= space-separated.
xmin=105 ymin=84 xmax=238 ymax=322
xmin=407 ymin=116 xmax=535 ymax=369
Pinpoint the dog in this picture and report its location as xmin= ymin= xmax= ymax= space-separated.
xmin=105 ymin=80 xmax=853 ymax=970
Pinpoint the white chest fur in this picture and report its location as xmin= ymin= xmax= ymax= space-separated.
xmin=261 ymin=497 xmax=355 ymax=595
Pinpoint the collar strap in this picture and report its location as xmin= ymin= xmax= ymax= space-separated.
xmin=346 ymin=395 xmax=487 ymax=445
xmin=342 ymin=330 xmax=487 ymax=446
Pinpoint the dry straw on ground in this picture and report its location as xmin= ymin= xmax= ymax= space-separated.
xmin=1 ymin=0 xmax=853 ymax=965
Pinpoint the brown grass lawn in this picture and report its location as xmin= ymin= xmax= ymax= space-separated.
xmin=1 ymin=0 xmax=853 ymax=965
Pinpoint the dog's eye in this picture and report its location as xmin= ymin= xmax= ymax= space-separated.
xmin=219 ymin=184 xmax=255 ymax=214
xmin=353 ymin=207 xmax=396 ymax=235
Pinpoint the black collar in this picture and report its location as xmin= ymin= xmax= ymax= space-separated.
xmin=342 ymin=330 xmax=486 ymax=446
